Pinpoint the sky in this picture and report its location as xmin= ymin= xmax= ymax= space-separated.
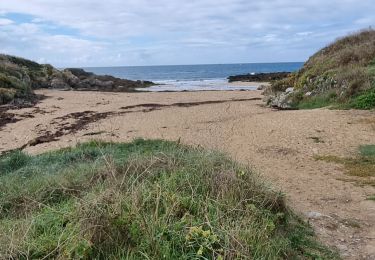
xmin=0 ymin=0 xmax=374 ymax=67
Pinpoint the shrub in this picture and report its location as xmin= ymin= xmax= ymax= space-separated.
xmin=0 ymin=140 xmax=336 ymax=259
xmin=350 ymin=88 xmax=375 ymax=109
xmin=297 ymin=91 xmax=338 ymax=109
xmin=0 ymin=88 xmax=16 ymax=104
xmin=336 ymin=66 xmax=371 ymax=96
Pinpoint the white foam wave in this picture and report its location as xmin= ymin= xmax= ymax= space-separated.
xmin=137 ymin=79 xmax=258 ymax=92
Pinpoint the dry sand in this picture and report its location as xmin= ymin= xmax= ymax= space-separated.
xmin=1 ymin=89 xmax=375 ymax=259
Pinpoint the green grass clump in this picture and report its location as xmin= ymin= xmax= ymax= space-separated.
xmin=297 ymin=92 xmax=338 ymax=109
xmin=360 ymin=145 xmax=375 ymax=157
xmin=0 ymin=139 xmax=336 ymax=259
xmin=316 ymin=145 xmax=375 ymax=180
xmin=350 ymin=88 xmax=375 ymax=109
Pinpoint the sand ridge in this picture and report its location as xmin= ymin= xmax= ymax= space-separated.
xmin=1 ymin=89 xmax=374 ymax=259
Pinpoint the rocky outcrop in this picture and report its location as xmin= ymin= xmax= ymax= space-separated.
xmin=61 ymin=68 xmax=154 ymax=92
xmin=0 ymin=54 xmax=154 ymax=105
xmin=228 ymin=72 xmax=291 ymax=83
xmin=264 ymin=87 xmax=295 ymax=109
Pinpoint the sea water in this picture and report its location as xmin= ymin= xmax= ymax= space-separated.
xmin=84 ymin=62 xmax=302 ymax=92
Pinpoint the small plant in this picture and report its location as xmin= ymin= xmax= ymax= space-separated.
xmin=315 ymin=145 xmax=375 ymax=185
xmin=297 ymin=91 xmax=338 ymax=109
xmin=360 ymin=145 xmax=375 ymax=157
xmin=350 ymin=88 xmax=375 ymax=109
xmin=185 ymin=226 xmax=222 ymax=258
xmin=308 ymin=136 xmax=325 ymax=143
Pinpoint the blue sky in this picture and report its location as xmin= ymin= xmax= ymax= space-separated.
xmin=0 ymin=0 xmax=374 ymax=67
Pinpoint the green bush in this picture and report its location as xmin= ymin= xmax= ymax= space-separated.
xmin=0 ymin=140 xmax=337 ymax=259
xmin=6 ymin=55 xmax=43 ymax=71
xmin=296 ymin=91 xmax=338 ymax=109
xmin=0 ymin=88 xmax=16 ymax=104
xmin=350 ymin=88 xmax=375 ymax=109
xmin=0 ymin=54 xmax=43 ymax=104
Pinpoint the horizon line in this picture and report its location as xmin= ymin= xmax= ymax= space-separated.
xmin=77 ymin=61 xmax=304 ymax=69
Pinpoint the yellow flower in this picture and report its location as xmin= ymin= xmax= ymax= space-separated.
xmin=197 ymin=246 xmax=204 ymax=256
xmin=202 ymin=230 xmax=211 ymax=237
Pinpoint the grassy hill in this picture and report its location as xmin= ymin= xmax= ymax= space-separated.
xmin=0 ymin=140 xmax=336 ymax=259
xmin=268 ymin=29 xmax=375 ymax=109
xmin=0 ymin=54 xmax=51 ymax=105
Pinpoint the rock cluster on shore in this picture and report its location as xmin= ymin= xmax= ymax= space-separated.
xmin=52 ymin=68 xmax=154 ymax=92
xmin=227 ymin=72 xmax=290 ymax=83
xmin=0 ymin=54 xmax=154 ymax=105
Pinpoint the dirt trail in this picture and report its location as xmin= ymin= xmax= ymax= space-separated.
xmin=1 ymin=89 xmax=374 ymax=259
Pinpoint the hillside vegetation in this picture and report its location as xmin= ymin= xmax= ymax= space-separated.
xmin=0 ymin=54 xmax=48 ymax=104
xmin=0 ymin=140 xmax=336 ymax=259
xmin=0 ymin=54 xmax=153 ymax=105
xmin=267 ymin=29 xmax=375 ymax=109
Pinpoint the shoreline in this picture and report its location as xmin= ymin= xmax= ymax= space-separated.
xmin=136 ymin=80 xmax=270 ymax=92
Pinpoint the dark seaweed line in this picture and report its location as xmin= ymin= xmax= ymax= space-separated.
xmin=0 ymin=97 xmax=261 ymax=155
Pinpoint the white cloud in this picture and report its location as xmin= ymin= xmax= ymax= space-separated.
xmin=0 ymin=0 xmax=374 ymax=66
xmin=0 ymin=18 xmax=13 ymax=26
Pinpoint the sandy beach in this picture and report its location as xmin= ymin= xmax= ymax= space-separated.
xmin=1 ymin=89 xmax=374 ymax=258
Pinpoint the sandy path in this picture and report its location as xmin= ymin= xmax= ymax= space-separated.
xmin=1 ymin=89 xmax=374 ymax=259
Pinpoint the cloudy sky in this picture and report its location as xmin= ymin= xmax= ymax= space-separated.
xmin=0 ymin=0 xmax=374 ymax=67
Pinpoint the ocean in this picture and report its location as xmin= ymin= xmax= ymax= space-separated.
xmin=84 ymin=62 xmax=303 ymax=91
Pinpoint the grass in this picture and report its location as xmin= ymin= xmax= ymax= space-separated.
xmin=349 ymin=88 xmax=375 ymax=109
xmin=0 ymin=55 xmax=35 ymax=104
xmin=0 ymin=54 xmax=52 ymax=104
xmin=269 ymin=29 xmax=375 ymax=110
xmin=0 ymin=139 xmax=337 ymax=259
xmin=360 ymin=145 xmax=375 ymax=157
xmin=366 ymin=195 xmax=375 ymax=201
xmin=296 ymin=92 xmax=338 ymax=109
xmin=315 ymin=145 xmax=375 ymax=185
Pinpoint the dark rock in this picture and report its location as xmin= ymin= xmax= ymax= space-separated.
xmin=228 ymin=72 xmax=291 ymax=83
xmin=50 ymin=77 xmax=70 ymax=89
xmin=64 ymin=68 xmax=94 ymax=79
xmin=63 ymin=68 xmax=154 ymax=92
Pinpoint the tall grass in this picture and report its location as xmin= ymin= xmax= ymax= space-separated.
xmin=0 ymin=140 xmax=336 ymax=259
xmin=270 ymin=29 xmax=375 ymax=110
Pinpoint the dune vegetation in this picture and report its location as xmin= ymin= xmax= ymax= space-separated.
xmin=268 ymin=29 xmax=375 ymax=109
xmin=0 ymin=54 xmax=45 ymax=105
xmin=0 ymin=139 xmax=336 ymax=259
xmin=316 ymin=145 xmax=375 ymax=188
